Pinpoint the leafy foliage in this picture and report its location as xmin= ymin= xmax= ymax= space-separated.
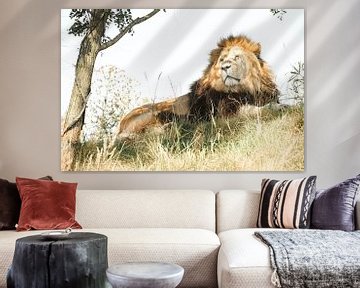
xmin=68 ymin=9 xmax=91 ymax=36
xmin=68 ymin=9 xmax=134 ymax=40
xmin=270 ymin=9 xmax=287 ymax=21
xmin=83 ymin=65 xmax=142 ymax=141
xmin=285 ymin=62 xmax=305 ymax=104
xmin=108 ymin=9 xmax=133 ymax=30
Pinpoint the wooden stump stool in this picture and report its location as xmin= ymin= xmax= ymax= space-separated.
xmin=7 ymin=232 xmax=108 ymax=288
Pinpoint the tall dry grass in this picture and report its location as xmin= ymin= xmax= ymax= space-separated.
xmin=73 ymin=104 xmax=304 ymax=171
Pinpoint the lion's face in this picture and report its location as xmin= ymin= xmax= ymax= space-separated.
xmin=219 ymin=46 xmax=248 ymax=87
xmin=199 ymin=36 xmax=271 ymax=95
xmin=210 ymin=45 xmax=262 ymax=94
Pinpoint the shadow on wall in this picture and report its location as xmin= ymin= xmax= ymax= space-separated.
xmin=306 ymin=0 xmax=360 ymax=150
xmin=110 ymin=9 xmax=304 ymax=100
xmin=0 ymin=0 xmax=71 ymax=35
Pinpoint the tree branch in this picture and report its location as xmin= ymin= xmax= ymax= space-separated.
xmin=99 ymin=9 xmax=160 ymax=51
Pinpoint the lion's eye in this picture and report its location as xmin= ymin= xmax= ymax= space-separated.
xmin=219 ymin=57 xmax=224 ymax=62
xmin=235 ymin=55 xmax=239 ymax=60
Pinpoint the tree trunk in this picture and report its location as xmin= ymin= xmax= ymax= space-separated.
xmin=61 ymin=9 xmax=160 ymax=170
xmin=61 ymin=10 xmax=109 ymax=171
xmin=7 ymin=232 xmax=108 ymax=288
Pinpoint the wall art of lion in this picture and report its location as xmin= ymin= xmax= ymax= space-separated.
xmin=116 ymin=34 xmax=279 ymax=138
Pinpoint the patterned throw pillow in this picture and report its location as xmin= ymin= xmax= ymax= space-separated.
xmin=257 ymin=176 xmax=317 ymax=229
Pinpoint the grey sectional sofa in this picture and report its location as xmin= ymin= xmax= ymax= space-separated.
xmin=0 ymin=189 xmax=359 ymax=288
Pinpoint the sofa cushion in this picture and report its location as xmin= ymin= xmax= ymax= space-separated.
xmin=104 ymin=228 xmax=219 ymax=288
xmin=16 ymin=177 xmax=82 ymax=231
xmin=311 ymin=174 xmax=360 ymax=231
xmin=0 ymin=176 xmax=53 ymax=230
xmin=216 ymin=190 xmax=260 ymax=233
xmin=0 ymin=228 xmax=220 ymax=288
xmin=217 ymin=228 xmax=277 ymax=288
xmin=76 ymin=190 xmax=216 ymax=231
xmin=257 ymin=177 xmax=317 ymax=229
xmin=0 ymin=179 xmax=20 ymax=230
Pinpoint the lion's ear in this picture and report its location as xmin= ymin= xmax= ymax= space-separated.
xmin=254 ymin=42 xmax=262 ymax=58
xmin=209 ymin=47 xmax=222 ymax=65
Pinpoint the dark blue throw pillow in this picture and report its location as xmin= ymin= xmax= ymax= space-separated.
xmin=311 ymin=174 xmax=360 ymax=231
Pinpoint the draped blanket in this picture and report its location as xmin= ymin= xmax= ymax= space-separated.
xmin=255 ymin=230 xmax=360 ymax=288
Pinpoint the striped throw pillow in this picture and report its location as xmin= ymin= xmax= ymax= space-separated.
xmin=257 ymin=176 xmax=317 ymax=229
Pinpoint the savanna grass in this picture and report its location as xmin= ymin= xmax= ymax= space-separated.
xmin=74 ymin=104 xmax=304 ymax=171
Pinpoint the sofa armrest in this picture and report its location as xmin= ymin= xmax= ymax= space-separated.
xmin=356 ymin=200 xmax=360 ymax=230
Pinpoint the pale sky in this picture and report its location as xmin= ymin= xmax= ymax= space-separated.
xmin=61 ymin=9 xmax=304 ymax=116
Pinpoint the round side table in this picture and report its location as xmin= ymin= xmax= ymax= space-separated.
xmin=7 ymin=232 xmax=108 ymax=288
xmin=106 ymin=262 xmax=184 ymax=288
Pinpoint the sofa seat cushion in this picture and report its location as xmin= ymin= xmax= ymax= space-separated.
xmin=0 ymin=229 xmax=61 ymax=287
xmin=218 ymin=228 xmax=281 ymax=288
xmin=0 ymin=228 xmax=219 ymax=288
xmin=101 ymin=228 xmax=220 ymax=288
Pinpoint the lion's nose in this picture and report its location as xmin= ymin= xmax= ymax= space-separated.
xmin=221 ymin=63 xmax=231 ymax=72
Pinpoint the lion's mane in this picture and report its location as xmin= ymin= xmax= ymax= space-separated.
xmin=183 ymin=35 xmax=279 ymax=121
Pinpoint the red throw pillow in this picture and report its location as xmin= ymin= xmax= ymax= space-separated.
xmin=0 ymin=176 xmax=53 ymax=230
xmin=16 ymin=177 xmax=82 ymax=231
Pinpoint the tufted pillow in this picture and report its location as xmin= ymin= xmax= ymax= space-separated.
xmin=311 ymin=174 xmax=360 ymax=231
xmin=0 ymin=176 xmax=52 ymax=230
xmin=257 ymin=176 xmax=317 ymax=229
xmin=16 ymin=177 xmax=82 ymax=231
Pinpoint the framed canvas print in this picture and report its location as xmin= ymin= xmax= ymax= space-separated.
xmin=61 ymin=9 xmax=304 ymax=171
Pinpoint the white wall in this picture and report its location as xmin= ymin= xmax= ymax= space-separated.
xmin=0 ymin=0 xmax=359 ymax=191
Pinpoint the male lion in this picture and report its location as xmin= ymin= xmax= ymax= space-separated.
xmin=116 ymin=35 xmax=279 ymax=138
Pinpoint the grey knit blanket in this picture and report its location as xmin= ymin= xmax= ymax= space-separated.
xmin=255 ymin=230 xmax=360 ymax=288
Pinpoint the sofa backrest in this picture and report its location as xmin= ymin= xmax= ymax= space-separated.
xmin=76 ymin=190 xmax=216 ymax=231
xmin=217 ymin=190 xmax=360 ymax=232
xmin=216 ymin=190 xmax=260 ymax=233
